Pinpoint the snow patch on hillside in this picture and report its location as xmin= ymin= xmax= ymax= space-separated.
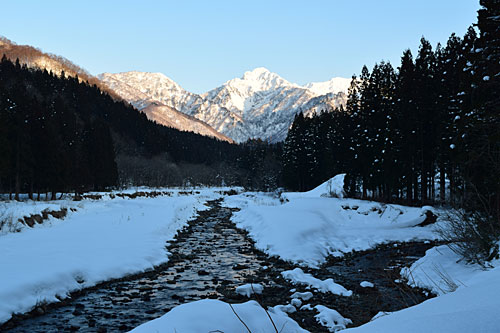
xmin=305 ymin=77 xmax=352 ymax=96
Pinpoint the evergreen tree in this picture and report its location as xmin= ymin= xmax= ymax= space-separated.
xmin=461 ymin=0 xmax=500 ymax=237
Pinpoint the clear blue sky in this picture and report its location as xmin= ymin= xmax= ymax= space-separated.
xmin=1 ymin=0 xmax=479 ymax=93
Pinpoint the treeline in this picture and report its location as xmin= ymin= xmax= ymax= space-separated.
xmin=283 ymin=0 xmax=499 ymax=261
xmin=0 ymin=55 xmax=283 ymax=199
xmin=283 ymin=29 xmax=476 ymax=203
xmin=283 ymin=6 xmax=498 ymax=209
xmin=0 ymin=56 xmax=118 ymax=199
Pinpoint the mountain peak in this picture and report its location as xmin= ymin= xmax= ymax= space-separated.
xmin=241 ymin=67 xmax=278 ymax=81
xmin=224 ymin=67 xmax=296 ymax=95
xmin=244 ymin=66 xmax=270 ymax=76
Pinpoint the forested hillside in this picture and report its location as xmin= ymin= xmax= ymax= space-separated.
xmin=0 ymin=37 xmax=106 ymax=91
xmin=0 ymin=56 xmax=282 ymax=199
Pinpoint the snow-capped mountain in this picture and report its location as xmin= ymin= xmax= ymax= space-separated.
xmin=305 ymin=77 xmax=352 ymax=96
xmin=99 ymin=68 xmax=348 ymax=143
xmin=99 ymin=72 xmax=234 ymax=142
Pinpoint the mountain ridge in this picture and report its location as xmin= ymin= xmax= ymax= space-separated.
xmin=100 ymin=68 xmax=349 ymax=143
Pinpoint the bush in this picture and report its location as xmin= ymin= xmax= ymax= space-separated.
xmin=439 ymin=210 xmax=499 ymax=267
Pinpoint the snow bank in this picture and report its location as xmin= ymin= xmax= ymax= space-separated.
xmin=0 ymin=200 xmax=76 ymax=234
xmin=282 ymin=174 xmax=346 ymax=200
xmin=235 ymin=283 xmax=263 ymax=297
xmin=314 ymin=305 xmax=352 ymax=332
xmin=225 ymin=191 xmax=440 ymax=267
xmin=129 ymin=299 xmax=307 ymax=333
xmin=402 ymin=244 xmax=500 ymax=296
xmin=345 ymin=265 xmax=500 ymax=333
xmin=0 ymin=190 xmax=220 ymax=324
xmin=282 ymin=268 xmax=352 ymax=296
xmin=344 ymin=243 xmax=500 ymax=332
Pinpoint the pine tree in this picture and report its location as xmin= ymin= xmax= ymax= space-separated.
xmin=282 ymin=113 xmax=306 ymax=190
xmin=463 ymin=0 xmax=500 ymax=232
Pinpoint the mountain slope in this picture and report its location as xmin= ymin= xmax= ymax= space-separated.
xmin=100 ymin=68 xmax=348 ymax=143
xmin=98 ymin=72 xmax=232 ymax=142
xmin=0 ymin=36 xmax=104 ymax=89
xmin=0 ymin=37 xmax=230 ymax=143
xmin=142 ymin=103 xmax=234 ymax=143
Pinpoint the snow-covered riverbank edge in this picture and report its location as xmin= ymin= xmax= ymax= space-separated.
xmin=344 ymin=243 xmax=500 ymax=333
xmin=0 ymin=189 xmax=226 ymax=324
xmin=223 ymin=192 xmax=441 ymax=268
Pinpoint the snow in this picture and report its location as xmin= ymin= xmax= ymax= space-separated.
xmin=270 ymin=303 xmax=297 ymax=315
xmin=224 ymin=177 xmax=440 ymax=267
xmin=0 ymin=189 xmax=223 ymax=324
xmin=0 ymin=200 xmax=73 ymax=234
xmin=129 ymin=299 xmax=307 ymax=333
xmin=282 ymin=268 xmax=352 ymax=296
xmin=300 ymin=304 xmax=313 ymax=311
xmin=314 ymin=305 xmax=352 ymax=332
xmin=345 ymin=261 xmax=500 ymax=333
xmin=291 ymin=291 xmax=314 ymax=301
xmin=282 ymin=174 xmax=346 ymax=200
xmin=305 ymin=77 xmax=352 ymax=96
xmin=402 ymin=244 xmax=499 ymax=296
xmin=342 ymin=243 xmax=500 ymax=332
xmin=291 ymin=298 xmax=302 ymax=307
xmin=235 ymin=283 xmax=264 ymax=297
xmin=370 ymin=311 xmax=391 ymax=321
xmin=360 ymin=281 xmax=374 ymax=288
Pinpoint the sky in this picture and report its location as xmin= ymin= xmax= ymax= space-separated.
xmin=1 ymin=0 xmax=480 ymax=94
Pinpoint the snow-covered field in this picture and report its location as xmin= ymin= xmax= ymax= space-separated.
xmin=223 ymin=177 xmax=441 ymax=267
xmin=0 ymin=188 xmax=225 ymax=324
xmin=3 ymin=180 xmax=499 ymax=333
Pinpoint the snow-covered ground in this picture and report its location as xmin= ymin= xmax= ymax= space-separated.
xmin=129 ymin=179 xmax=500 ymax=333
xmin=344 ymin=243 xmax=500 ymax=333
xmin=4 ymin=180 xmax=499 ymax=333
xmin=129 ymin=299 xmax=307 ymax=333
xmin=223 ymin=177 xmax=441 ymax=267
xmin=0 ymin=200 xmax=72 ymax=234
xmin=0 ymin=189 xmax=225 ymax=324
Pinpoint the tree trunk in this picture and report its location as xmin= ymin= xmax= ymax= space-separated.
xmin=28 ymin=183 xmax=33 ymax=201
xmin=440 ymin=163 xmax=446 ymax=204
xmin=14 ymin=172 xmax=20 ymax=201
